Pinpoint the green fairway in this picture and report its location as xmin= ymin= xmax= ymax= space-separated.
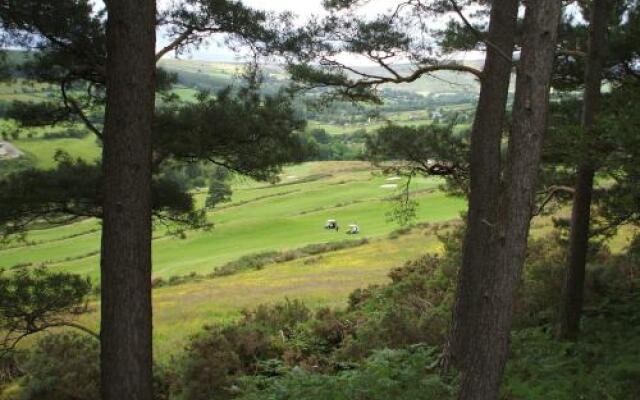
xmin=0 ymin=162 xmax=466 ymax=281
xmin=13 ymin=134 xmax=101 ymax=169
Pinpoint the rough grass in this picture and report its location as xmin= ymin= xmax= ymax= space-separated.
xmin=69 ymin=227 xmax=445 ymax=360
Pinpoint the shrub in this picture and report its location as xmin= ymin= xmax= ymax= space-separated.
xmin=168 ymin=225 xmax=639 ymax=400
xmin=0 ymin=353 xmax=21 ymax=387
xmin=175 ymin=328 xmax=242 ymax=400
xmin=16 ymin=333 xmax=174 ymax=400
xmin=388 ymin=226 xmax=412 ymax=239
xmin=174 ymin=299 xmax=313 ymax=399
xmin=516 ymin=232 xmax=640 ymax=327
xmin=238 ymin=346 xmax=456 ymax=400
xmin=19 ymin=332 xmax=100 ymax=400
xmin=515 ymin=232 xmax=567 ymax=326
xmin=241 ymin=298 xmax=311 ymax=335
xmin=337 ymin=254 xmax=456 ymax=361
xmin=505 ymin=294 xmax=640 ymax=400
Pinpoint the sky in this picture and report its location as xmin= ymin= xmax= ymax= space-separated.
xmin=158 ymin=0 xmax=442 ymax=64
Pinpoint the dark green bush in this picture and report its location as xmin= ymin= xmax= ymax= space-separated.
xmin=16 ymin=333 xmax=173 ymax=400
xmin=336 ymin=254 xmax=456 ymax=361
xmin=516 ymin=232 xmax=640 ymax=327
xmin=505 ymin=293 xmax=640 ymax=400
xmin=174 ymin=299 xmax=313 ymax=399
xmin=175 ymin=328 xmax=242 ymax=400
xmin=19 ymin=332 xmax=99 ymax=400
xmin=238 ymin=346 xmax=456 ymax=400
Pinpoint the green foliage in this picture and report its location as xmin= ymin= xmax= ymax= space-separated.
xmin=287 ymin=64 xmax=381 ymax=103
xmin=366 ymin=123 xmax=470 ymax=196
xmin=515 ymin=233 xmax=568 ymax=326
xmin=4 ymin=102 xmax=72 ymax=128
xmin=0 ymin=267 xmax=92 ymax=354
xmin=505 ymin=291 xmax=640 ymax=400
xmin=15 ymin=333 xmax=174 ymax=400
xmin=439 ymin=19 xmax=484 ymax=53
xmin=173 ymin=298 xmax=313 ymax=400
xmin=154 ymin=88 xmax=307 ymax=182
xmin=514 ymin=229 xmax=640 ymax=331
xmin=595 ymin=79 xmax=640 ymax=230
xmin=0 ymin=151 xmax=101 ymax=237
xmin=19 ymin=332 xmax=99 ymax=400
xmin=175 ymin=328 xmax=242 ymax=400
xmin=158 ymin=224 xmax=639 ymax=400
xmin=173 ymin=291 xmax=457 ymax=400
xmin=206 ymin=180 xmax=232 ymax=209
xmin=337 ymin=249 xmax=458 ymax=361
xmin=297 ymin=128 xmax=367 ymax=161
xmin=0 ymin=152 xmax=206 ymax=238
xmin=238 ymin=346 xmax=456 ymax=400
xmin=0 ymin=157 xmax=33 ymax=180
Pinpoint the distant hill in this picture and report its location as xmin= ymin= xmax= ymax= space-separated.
xmin=159 ymin=57 xmax=481 ymax=96
xmin=4 ymin=49 xmax=481 ymax=96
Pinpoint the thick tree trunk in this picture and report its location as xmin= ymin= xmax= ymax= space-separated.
xmin=454 ymin=1 xmax=562 ymax=399
xmin=100 ymin=1 xmax=156 ymax=400
xmin=558 ymin=0 xmax=610 ymax=340
xmin=449 ymin=0 xmax=518 ymax=383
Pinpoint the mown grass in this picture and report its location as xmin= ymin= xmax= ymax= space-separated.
xmin=0 ymin=162 xmax=466 ymax=280
xmin=12 ymin=134 xmax=101 ymax=169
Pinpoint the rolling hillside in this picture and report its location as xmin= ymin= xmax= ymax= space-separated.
xmin=0 ymin=162 xmax=467 ymax=280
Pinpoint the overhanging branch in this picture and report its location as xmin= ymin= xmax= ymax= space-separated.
xmin=448 ymin=0 xmax=514 ymax=65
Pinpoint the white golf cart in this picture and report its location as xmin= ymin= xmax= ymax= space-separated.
xmin=346 ymin=224 xmax=360 ymax=235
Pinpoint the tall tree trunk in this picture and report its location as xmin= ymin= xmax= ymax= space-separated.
xmin=100 ymin=1 xmax=156 ymax=399
xmin=558 ymin=0 xmax=610 ymax=340
xmin=449 ymin=0 xmax=518 ymax=381
xmin=454 ymin=1 xmax=562 ymax=399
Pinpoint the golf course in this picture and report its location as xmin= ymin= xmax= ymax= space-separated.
xmin=0 ymin=157 xmax=469 ymax=355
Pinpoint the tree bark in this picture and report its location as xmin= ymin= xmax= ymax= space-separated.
xmin=453 ymin=1 xmax=562 ymax=399
xmin=558 ymin=0 xmax=610 ymax=340
xmin=449 ymin=0 xmax=518 ymax=380
xmin=100 ymin=1 xmax=156 ymax=399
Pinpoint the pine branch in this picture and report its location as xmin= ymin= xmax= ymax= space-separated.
xmin=448 ymin=0 xmax=514 ymax=65
xmin=60 ymin=80 xmax=103 ymax=139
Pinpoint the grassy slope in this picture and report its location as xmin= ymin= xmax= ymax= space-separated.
xmin=0 ymin=162 xmax=466 ymax=281
xmin=69 ymin=227 xmax=446 ymax=358
xmin=13 ymin=134 xmax=101 ymax=169
xmin=4 ymin=57 xmax=635 ymax=363
xmin=4 ymin=160 xmax=466 ymax=357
